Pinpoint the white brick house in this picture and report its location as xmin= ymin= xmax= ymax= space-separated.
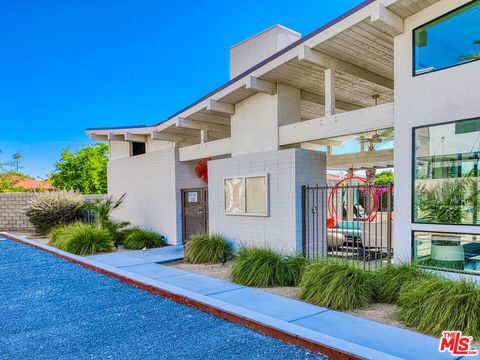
xmin=88 ymin=0 xmax=480 ymax=276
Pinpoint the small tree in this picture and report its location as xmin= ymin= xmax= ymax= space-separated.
xmin=12 ymin=153 xmax=22 ymax=173
xmin=50 ymin=143 xmax=108 ymax=194
xmin=87 ymin=193 xmax=129 ymax=247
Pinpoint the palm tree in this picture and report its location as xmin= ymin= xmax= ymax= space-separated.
xmin=13 ymin=153 xmax=22 ymax=173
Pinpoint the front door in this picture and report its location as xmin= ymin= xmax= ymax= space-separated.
xmin=182 ymin=188 xmax=208 ymax=244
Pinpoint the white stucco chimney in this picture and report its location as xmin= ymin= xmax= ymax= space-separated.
xmin=229 ymin=25 xmax=301 ymax=80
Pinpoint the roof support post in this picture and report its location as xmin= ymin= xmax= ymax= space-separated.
xmin=324 ymin=68 xmax=336 ymax=117
xmin=201 ymin=129 xmax=208 ymax=144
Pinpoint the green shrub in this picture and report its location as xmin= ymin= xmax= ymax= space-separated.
xmin=59 ymin=223 xmax=113 ymax=255
xmin=230 ymin=248 xmax=307 ymax=287
xmin=373 ymin=263 xmax=432 ymax=303
xmin=184 ymin=233 xmax=232 ymax=264
xmin=397 ymin=277 xmax=480 ymax=337
xmin=25 ymin=191 xmax=87 ymax=234
xmin=122 ymin=229 xmax=164 ymax=250
xmin=300 ymin=260 xmax=375 ymax=310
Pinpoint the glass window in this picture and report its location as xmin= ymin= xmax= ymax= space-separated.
xmin=413 ymin=118 xmax=479 ymax=225
xmin=413 ymin=231 xmax=480 ymax=274
xmin=224 ymin=178 xmax=244 ymax=214
xmin=413 ymin=0 xmax=480 ymax=75
xmin=246 ymin=176 xmax=267 ymax=214
xmin=224 ymin=175 xmax=269 ymax=216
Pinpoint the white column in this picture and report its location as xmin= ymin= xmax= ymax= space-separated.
xmin=324 ymin=68 xmax=336 ymax=117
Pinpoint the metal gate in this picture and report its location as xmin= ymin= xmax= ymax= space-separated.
xmin=302 ymin=183 xmax=393 ymax=269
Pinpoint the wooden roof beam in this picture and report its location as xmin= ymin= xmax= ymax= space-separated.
xmin=246 ymin=76 xmax=277 ymax=95
xmin=151 ymin=131 xmax=199 ymax=144
xmin=107 ymin=133 xmax=124 ymax=141
xmin=206 ymin=99 xmax=235 ymax=115
xmin=370 ymin=3 xmax=404 ymax=36
xmin=125 ymin=133 xmax=147 ymax=142
xmin=89 ymin=132 xmax=108 ymax=141
xmin=175 ymin=117 xmax=230 ymax=134
xmin=298 ymin=46 xmax=394 ymax=90
xmin=300 ymin=90 xmax=363 ymax=112
xmin=327 ymin=149 xmax=394 ymax=168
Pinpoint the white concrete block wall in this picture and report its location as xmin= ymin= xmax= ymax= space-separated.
xmin=109 ymin=141 xmax=130 ymax=160
xmin=108 ymin=148 xmax=178 ymax=244
xmin=231 ymin=92 xmax=279 ymax=156
xmin=107 ymin=147 xmax=204 ymax=245
xmin=231 ymin=85 xmax=301 ymax=157
xmin=208 ymin=148 xmax=326 ymax=254
xmin=394 ymin=0 xmax=480 ymax=260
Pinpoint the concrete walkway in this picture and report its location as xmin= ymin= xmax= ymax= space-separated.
xmin=86 ymin=246 xmax=466 ymax=360
xmin=5 ymin=233 xmax=470 ymax=360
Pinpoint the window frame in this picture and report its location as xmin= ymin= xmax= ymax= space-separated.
xmin=130 ymin=141 xmax=147 ymax=157
xmin=412 ymin=0 xmax=480 ymax=77
xmin=411 ymin=117 xmax=480 ymax=226
xmin=224 ymin=174 xmax=269 ymax=217
xmin=411 ymin=230 xmax=480 ymax=276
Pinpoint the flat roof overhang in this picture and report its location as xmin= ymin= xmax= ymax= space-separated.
xmin=86 ymin=0 xmax=438 ymax=157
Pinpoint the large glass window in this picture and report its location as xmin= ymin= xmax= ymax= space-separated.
xmin=413 ymin=231 xmax=480 ymax=274
xmin=224 ymin=175 xmax=269 ymax=216
xmin=413 ymin=118 xmax=479 ymax=225
xmin=413 ymin=0 xmax=480 ymax=75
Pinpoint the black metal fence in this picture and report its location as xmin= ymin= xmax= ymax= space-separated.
xmin=302 ymin=184 xmax=393 ymax=270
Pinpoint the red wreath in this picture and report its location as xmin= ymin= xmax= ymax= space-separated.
xmin=195 ymin=158 xmax=210 ymax=183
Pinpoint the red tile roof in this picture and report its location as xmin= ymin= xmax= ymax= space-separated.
xmin=12 ymin=178 xmax=53 ymax=190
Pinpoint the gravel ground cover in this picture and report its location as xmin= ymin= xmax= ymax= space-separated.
xmin=0 ymin=238 xmax=326 ymax=360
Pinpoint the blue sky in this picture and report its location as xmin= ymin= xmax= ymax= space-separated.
xmin=0 ymin=0 xmax=364 ymax=178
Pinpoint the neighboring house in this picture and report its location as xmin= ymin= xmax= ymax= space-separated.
xmin=87 ymin=0 xmax=480 ymax=277
xmin=0 ymin=174 xmax=53 ymax=191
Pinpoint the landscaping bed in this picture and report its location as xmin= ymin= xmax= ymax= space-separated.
xmin=168 ymin=260 xmax=405 ymax=328
xmin=174 ymin=233 xmax=480 ymax=346
xmin=22 ymin=192 xmax=165 ymax=256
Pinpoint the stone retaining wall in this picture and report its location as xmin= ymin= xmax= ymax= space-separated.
xmin=0 ymin=193 xmax=106 ymax=231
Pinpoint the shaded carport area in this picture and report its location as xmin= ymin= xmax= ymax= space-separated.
xmin=0 ymin=239 xmax=325 ymax=360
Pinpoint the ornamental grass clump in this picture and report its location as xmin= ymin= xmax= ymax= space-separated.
xmin=184 ymin=233 xmax=232 ymax=264
xmin=25 ymin=191 xmax=87 ymax=234
xmin=373 ymin=263 xmax=433 ymax=303
xmin=231 ymin=248 xmax=308 ymax=287
xmin=49 ymin=222 xmax=82 ymax=249
xmin=397 ymin=277 xmax=480 ymax=338
xmin=122 ymin=229 xmax=164 ymax=250
xmin=60 ymin=223 xmax=113 ymax=256
xmin=300 ymin=260 xmax=375 ymax=310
